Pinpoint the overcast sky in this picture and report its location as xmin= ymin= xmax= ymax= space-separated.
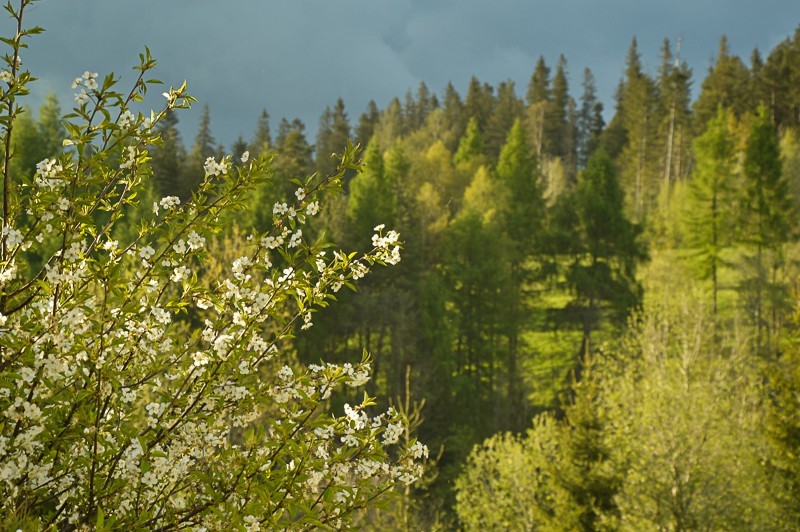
xmin=9 ymin=1 xmax=800 ymax=149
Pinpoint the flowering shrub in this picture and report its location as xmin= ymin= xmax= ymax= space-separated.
xmin=0 ymin=1 xmax=425 ymax=529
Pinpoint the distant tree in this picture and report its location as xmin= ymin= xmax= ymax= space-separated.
xmin=356 ymin=100 xmax=380 ymax=146
xmin=231 ymin=134 xmax=248 ymax=161
xmin=739 ymin=105 xmax=793 ymax=355
xmin=454 ymin=116 xmax=485 ymax=168
xmin=526 ymin=55 xmax=551 ymax=107
xmin=37 ymin=91 xmax=64 ymax=157
xmin=550 ymin=150 xmax=645 ymax=360
xmin=464 ymin=76 xmax=494 ymax=133
xmin=6 ymin=108 xmax=43 ymax=180
xmin=316 ymin=97 xmax=351 ymax=177
xmin=576 ymin=68 xmax=604 ymax=169
xmin=598 ymin=80 xmax=628 ymax=160
xmin=618 ymin=38 xmax=662 ymax=220
xmin=494 ymin=119 xmax=544 ymax=428
xmin=150 ymin=109 xmax=187 ymax=198
xmin=657 ymin=37 xmax=693 ymax=191
xmin=693 ymin=35 xmax=752 ymax=132
xmin=441 ymin=81 xmax=467 ymax=151
xmin=347 ymin=140 xmax=395 ymax=239
xmin=544 ymin=55 xmax=570 ymax=160
xmin=484 ymin=80 xmax=522 ymax=161
xmin=182 ymin=103 xmax=216 ymax=195
xmin=684 ymin=107 xmax=737 ymax=316
xmin=271 ymin=117 xmax=314 ymax=205
xmin=249 ymin=108 xmax=271 ymax=157
xmin=373 ymin=97 xmax=405 ymax=147
xmin=761 ymin=27 xmax=800 ymax=129
xmin=404 ymin=81 xmax=437 ymax=131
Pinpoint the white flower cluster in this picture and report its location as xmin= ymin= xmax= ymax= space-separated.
xmin=119 ymin=145 xmax=137 ymax=170
xmin=372 ymin=224 xmax=402 ymax=265
xmin=72 ymin=70 xmax=99 ymax=105
xmin=203 ymin=156 xmax=229 ymax=177
xmin=34 ymin=158 xmax=63 ymax=190
xmin=118 ymin=109 xmax=136 ymax=128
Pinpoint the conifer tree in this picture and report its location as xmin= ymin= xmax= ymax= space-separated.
xmin=356 ymin=100 xmax=380 ymax=145
xmin=183 ymin=103 xmax=216 ymax=195
xmin=551 ymin=150 xmax=645 ymax=359
xmin=150 ymin=108 xmax=187 ymax=198
xmin=484 ymin=80 xmax=522 ymax=161
xmin=271 ymin=117 xmax=314 ymax=203
xmin=37 ymin=91 xmax=64 ymax=158
xmin=495 ymin=119 xmax=544 ymax=428
xmin=464 ymin=76 xmax=494 ymax=133
xmin=576 ymin=68 xmax=604 ymax=169
xmin=693 ymin=36 xmax=752 ymax=132
xmin=316 ymin=97 xmax=351 ymax=176
xmin=685 ymin=107 xmax=736 ymax=315
xmin=526 ymin=55 xmax=551 ymax=107
xmin=618 ymin=38 xmax=662 ymax=220
xmin=544 ymin=55 xmax=570 ymax=160
xmin=454 ymin=116 xmax=485 ymax=168
xmin=231 ymin=135 xmax=248 ymax=161
xmin=740 ymin=105 xmax=793 ymax=355
xmin=762 ymin=27 xmax=800 ymax=130
xmin=250 ymin=108 xmax=271 ymax=157
xmin=658 ymin=38 xmax=693 ymax=190
xmin=441 ymin=81 xmax=467 ymax=151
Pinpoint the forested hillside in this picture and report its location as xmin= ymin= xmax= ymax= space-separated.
xmin=10 ymin=24 xmax=800 ymax=529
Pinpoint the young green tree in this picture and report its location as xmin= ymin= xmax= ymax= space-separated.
xmin=684 ymin=107 xmax=737 ymax=315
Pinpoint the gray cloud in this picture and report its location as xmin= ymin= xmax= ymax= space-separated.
xmin=7 ymin=0 xmax=800 ymax=150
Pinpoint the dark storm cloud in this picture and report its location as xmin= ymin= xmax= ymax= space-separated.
xmin=9 ymin=0 xmax=800 ymax=149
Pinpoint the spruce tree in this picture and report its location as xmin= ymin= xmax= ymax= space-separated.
xmin=526 ymin=55 xmax=551 ymax=107
xmin=37 ymin=91 xmax=64 ymax=158
xmin=484 ymin=80 xmax=522 ymax=161
xmin=355 ymin=100 xmax=380 ymax=145
xmin=183 ymin=103 xmax=216 ymax=195
xmin=316 ymin=97 xmax=351 ymax=177
xmin=464 ymin=76 xmax=494 ymax=133
xmin=551 ymin=150 xmax=645 ymax=359
xmin=693 ymin=36 xmax=752 ymax=132
xmin=576 ymin=68 xmax=603 ymax=169
xmin=250 ymin=108 xmax=271 ymax=157
xmin=544 ymin=55 xmax=570 ymax=160
xmin=150 ymin=109 xmax=186 ymax=198
xmin=441 ymin=81 xmax=467 ymax=151
xmin=740 ymin=105 xmax=793 ymax=355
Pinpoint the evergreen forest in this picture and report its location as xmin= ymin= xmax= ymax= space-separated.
xmin=10 ymin=26 xmax=800 ymax=530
